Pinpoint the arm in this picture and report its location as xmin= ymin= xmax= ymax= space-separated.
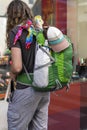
xmin=9 ymin=27 xmax=23 ymax=79
xmin=11 ymin=47 xmax=22 ymax=79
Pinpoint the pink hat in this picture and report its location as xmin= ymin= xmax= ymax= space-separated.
xmin=47 ymin=27 xmax=69 ymax=52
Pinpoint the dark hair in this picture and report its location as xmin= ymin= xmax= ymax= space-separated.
xmin=6 ymin=0 xmax=34 ymax=47
xmin=43 ymin=25 xmax=49 ymax=39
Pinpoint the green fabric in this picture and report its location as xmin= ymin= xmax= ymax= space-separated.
xmin=32 ymin=29 xmax=45 ymax=46
xmin=17 ymin=73 xmax=33 ymax=85
xmin=36 ymin=31 xmax=45 ymax=46
xmin=51 ymin=43 xmax=73 ymax=84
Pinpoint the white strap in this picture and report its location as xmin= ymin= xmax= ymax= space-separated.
xmin=4 ymin=80 xmax=11 ymax=101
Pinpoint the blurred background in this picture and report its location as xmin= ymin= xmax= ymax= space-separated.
xmin=0 ymin=1 xmax=87 ymax=130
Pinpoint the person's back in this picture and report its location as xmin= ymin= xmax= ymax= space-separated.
xmin=6 ymin=0 xmax=50 ymax=130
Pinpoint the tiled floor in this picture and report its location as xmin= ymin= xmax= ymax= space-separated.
xmin=48 ymin=81 xmax=87 ymax=130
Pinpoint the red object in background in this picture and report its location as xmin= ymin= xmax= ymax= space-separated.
xmin=9 ymin=60 xmax=12 ymax=65
xmin=42 ymin=0 xmax=67 ymax=34
xmin=48 ymin=81 xmax=87 ymax=130
xmin=48 ymin=82 xmax=80 ymax=130
xmin=42 ymin=0 xmax=54 ymax=25
xmin=49 ymin=82 xmax=80 ymax=113
xmin=55 ymin=0 xmax=67 ymax=34
xmin=0 ymin=93 xmax=5 ymax=100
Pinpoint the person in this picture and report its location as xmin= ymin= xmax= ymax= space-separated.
xmin=6 ymin=0 xmax=50 ymax=130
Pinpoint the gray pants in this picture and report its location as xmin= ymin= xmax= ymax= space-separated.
xmin=7 ymin=87 xmax=50 ymax=130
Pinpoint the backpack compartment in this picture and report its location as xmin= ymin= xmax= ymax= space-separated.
xmin=33 ymin=46 xmax=50 ymax=87
xmin=52 ymin=43 xmax=73 ymax=86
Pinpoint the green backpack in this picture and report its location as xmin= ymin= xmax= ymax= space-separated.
xmin=17 ymin=29 xmax=73 ymax=92
xmin=31 ymin=35 xmax=73 ymax=92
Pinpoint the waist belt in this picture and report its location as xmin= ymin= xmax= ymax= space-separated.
xmin=16 ymin=82 xmax=31 ymax=89
xmin=17 ymin=73 xmax=33 ymax=86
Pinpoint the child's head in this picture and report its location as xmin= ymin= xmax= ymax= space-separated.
xmin=34 ymin=15 xmax=44 ymax=30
